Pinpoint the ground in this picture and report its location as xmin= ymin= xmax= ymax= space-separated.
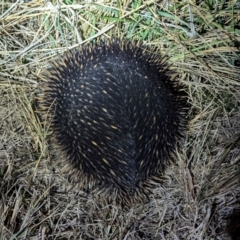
xmin=0 ymin=0 xmax=240 ymax=239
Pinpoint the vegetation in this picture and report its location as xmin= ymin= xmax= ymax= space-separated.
xmin=0 ymin=0 xmax=239 ymax=239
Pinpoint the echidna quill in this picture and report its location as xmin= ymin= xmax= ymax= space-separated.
xmin=40 ymin=39 xmax=188 ymax=204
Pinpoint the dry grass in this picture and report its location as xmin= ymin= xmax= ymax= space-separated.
xmin=0 ymin=0 xmax=240 ymax=239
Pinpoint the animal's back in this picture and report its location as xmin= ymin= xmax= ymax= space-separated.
xmin=41 ymin=40 xmax=188 ymax=203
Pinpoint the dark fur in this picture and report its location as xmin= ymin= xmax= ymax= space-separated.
xmin=41 ymin=39 xmax=188 ymax=204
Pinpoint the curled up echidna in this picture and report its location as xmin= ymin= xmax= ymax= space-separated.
xmin=40 ymin=39 xmax=188 ymax=204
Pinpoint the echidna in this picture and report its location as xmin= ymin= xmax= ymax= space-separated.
xmin=40 ymin=39 xmax=188 ymax=204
